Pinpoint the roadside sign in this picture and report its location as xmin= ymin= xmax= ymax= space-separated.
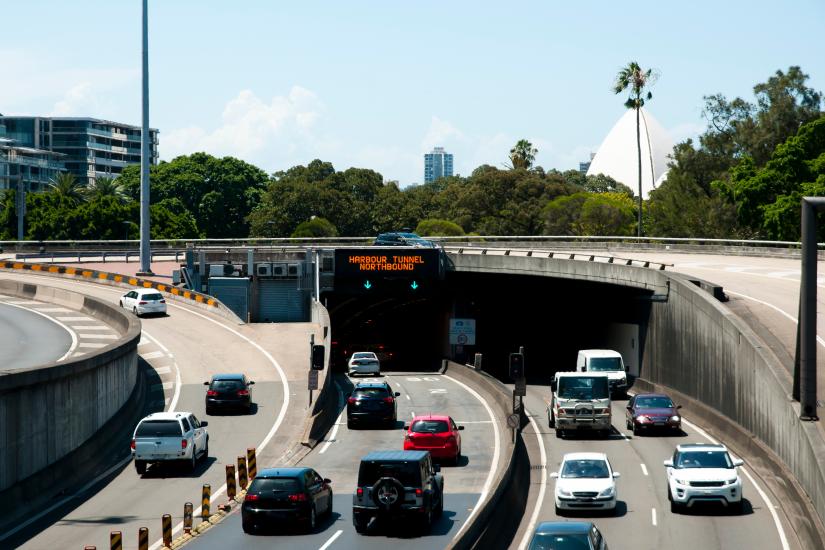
xmin=449 ymin=318 xmax=476 ymax=345
xmin=308 ymin=370 xmax=319 ymax=390
xmin=514 ymin=377 xmax=526 ymax=397
xmin=507 ymin=413 xmax=520 ymax=429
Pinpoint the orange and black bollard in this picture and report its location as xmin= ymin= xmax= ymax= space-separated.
xmin=183 ymin=502 xmax=193 ymax=534
xmin=237 ymin=456 xmax=248 ymax=490
xmin=246 ymin=447 xmax=257 ymax=480
xmin=162 ymin=514 xmax=172 ymax=547
xmin=226 ymin=464 xmax=237 ymax=501
xmin=138 ymin=527 xmax=149 ymax=550
xmin=109 ymin=531 xmax=122 ymax=550
xmin=201 ymin=484 xmax=211 ymax=521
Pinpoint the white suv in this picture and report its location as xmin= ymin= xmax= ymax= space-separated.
xmin=132 ymin=412 xmax=208 ymax=475
xmin=664 ymin=443 xmax=744 ymax=513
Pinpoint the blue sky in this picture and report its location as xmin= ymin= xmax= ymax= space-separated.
xmin=2 ymin=1 xmax=823 ymax=186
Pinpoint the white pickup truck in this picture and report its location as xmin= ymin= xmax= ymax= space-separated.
xmin=131 ymin=412 xmax=209 ymax=475
xmin=548 ymin=372 xmax=612 ymax=438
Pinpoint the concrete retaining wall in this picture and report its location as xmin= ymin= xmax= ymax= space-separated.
xmin=0 ymin=279 xmax=140 ymax=493
xmin=301 ymin=301 xmax=334 ymax=447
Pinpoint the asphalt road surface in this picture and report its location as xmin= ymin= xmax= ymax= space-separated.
xmin=0 ymin=299 xmax=73 ymax=370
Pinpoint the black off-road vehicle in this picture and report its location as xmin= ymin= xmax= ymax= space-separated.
xmin=352 ymin=450 xmax=444 ymax=534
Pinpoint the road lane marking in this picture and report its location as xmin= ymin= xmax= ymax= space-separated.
xmin=56 ymin=316 xmax=93 ymax=321
xmin=77 ymin=342 xmax=107 ymax=349
xmin=78 ymin=333 xmax=118 ymax=339
xmin=405 ymin=394 xmax=410 ymax=400
xmin=517 ymin=410 xmax=548 ymax=550
xmin=140 ymin=350 xmax=165 ymax=360
xmin=641 ymin=463 xmax=648 ymax=476
xmin=652 ymin=507 xmax=657 ymax=526
xmin=444 ymin=374 xmax=500 ymax=543
xmin=682 ymin=417 xmax=789 ymax=550
xmin=411 ymin=411 xmax=415 ymax=418
xmin=0 ymin=300 xmax=79 ymax=361
xmin=153 ymin=366 xmax=172 ymax=375
xmin=32 ymin=307 xmax=73 ymax=312
xmin=726 ymin=289 xmax=825 ymax=350
xmin=68 ymin=324 xmax=110 ymax=330
xmin=318 ymin=529 xmax=343 ymax=550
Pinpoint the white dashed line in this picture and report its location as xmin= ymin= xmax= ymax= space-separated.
xmin=78 ymin=333 xmax=118 ymax=339
xmin=153 ymin=366 xmax=172 ymax=375
xmin=640 ymin=463 xmax=648 ymax=476
xmin=56 ymin=316 xmax=93 ymax=322
xmin=69 ymin=325 xmax=110 ymax=330
xmin=77 ymin=342 xmax=107 ymax=349
xmin=140 ymin=350 xmax=165 ymax=360
xmin=33 ymin=307 xmax=73 ymax=313
xmin=652 ymin=507 xmax=657 ymax=526
xmin=318 ymin=529 xmax=343 ymax=550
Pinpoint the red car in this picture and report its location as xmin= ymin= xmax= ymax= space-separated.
xmin=403 ymin=415 xmax=464 ymax=464
xmin=625 ymin=393 xmax=682 ymax=435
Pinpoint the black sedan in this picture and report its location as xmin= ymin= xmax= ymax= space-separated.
xmin=204 ymin=373 xmax=254 ymax=414
xmin=242 ymin=467 xmax=333 ymax=534
xmin=347 ymin=381 xmax=400 ymax=428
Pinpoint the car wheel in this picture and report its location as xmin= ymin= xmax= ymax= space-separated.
xmin=305 ymin=506 xmax=316 ymax=533
xmin=420 ymin=507 xmax=432 ymax=533
xmin=732 ymin=500 xmax=744 ymax=514
xmin=327 ymin=492 xmax=334 ymax=517
xmin=202 ymin=438 xmax=209 ymax=462
xmin=347 ymin=418 xmax=355 ymax=429
xmin=555 ymin=504 xmax=563 ymax=516
xmin=548 ymin=409 xmax=555 ymax=428
xmin=435 ymin=491 xmax=444 ymax=517
xmin=555 ymin=429 xmax=563 ymax=439
xmin=133 ymin=306 xmax=140 ymax=318
xmin=632 ymin=424 xmax=639 ymax=436
xmin=135 ymin=460 xmax=146 ymax=475
xmin=119 ymin=300 xmax=124 ymax=308
xmin=242 ymin=520 xmax=256 ymax=535
xmin=354 ymin=515 xmax=369 ymax=534
xmin=205 ymin=404 xmax=213 ymax=416
xmin=189 ymin=447 xmax=197 ymax=472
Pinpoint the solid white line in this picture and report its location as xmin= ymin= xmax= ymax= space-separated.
xmin=517 ymin=410 xmax=548 ymax=550
xmin=682 ymin=418 xmax=789 ymax=550
xmin=55 ymin=316 xmax=93 ymax=321
xmin=0 ymin=300 xmax=79 ymax=361
xmin=138 ymin=331 xmax=182 ymax=412
xmin=319 ymin=384 xmax=344 ymax=455
xmin=641 ymin=463 xmax=649 ymax=476
xmin=140 ymin=350 xmax=165 ymax=360
xmin=443 ymin=374 xmax=500 ymax=543
xmin=652 ymin=507 xmax=657 ymax=526
xmin=318 ymin=529 xmax=343 ymax=550
xmin=726 ymin=290 xmax=825 ymax=350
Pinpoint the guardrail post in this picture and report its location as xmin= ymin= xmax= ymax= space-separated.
xmin=161 ymin=514 xmax=172 ymax=547
xmin=138 ymin=527 xmax=149 ymax=550
xmin=226 ymin=464 xmax=237 ymax=501
xmin=109 ymin=531 xmax=122 ymax=550
xmin=201 ymin=484 xmax=211 ymax=521
xmin=237 ymin=456 xmax=248 ymax=490
xmin=183 ymin=502 xmax=193 ymax=534
xmin=246 ymin=448 xmax=257 ymax=480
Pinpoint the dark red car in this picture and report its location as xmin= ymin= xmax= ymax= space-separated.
xmin=625 ymin=393 xmax=682 ymax=435
xmin=403 ymin=415 xmax=464 ymax=465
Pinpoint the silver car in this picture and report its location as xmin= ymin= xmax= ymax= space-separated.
xmin=120 ymin=288 xmax=167 ymax=317
xmin=348 ymin=351 xmax=380 ymax=376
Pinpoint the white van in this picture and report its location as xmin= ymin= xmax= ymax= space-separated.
xmin=576 ymin=349 xmax=628 ymax=396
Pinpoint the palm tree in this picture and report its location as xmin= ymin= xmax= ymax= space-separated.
xmin=614 ymin=61 xmax=657 ymax=237
xmin=85 ymin=176 xmax=128 ymax=203
xmin=48 ymin=172 xmax=86 ymax=205
xmin=509 ymin=139 xmax=538 ymax=170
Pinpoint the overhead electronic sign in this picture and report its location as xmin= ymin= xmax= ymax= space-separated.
xmin=334 ymin=248 xmax=440 ymax=280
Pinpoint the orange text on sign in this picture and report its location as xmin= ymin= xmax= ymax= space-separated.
xmin=348 ymin=255 xmax=425 ymax=271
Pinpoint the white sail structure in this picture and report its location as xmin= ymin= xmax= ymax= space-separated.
xmin=586 ymin=107 xmax=673 ymax=198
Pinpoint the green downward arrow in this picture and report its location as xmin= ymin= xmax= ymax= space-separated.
xmin=410 ymin=281 xmax=419 ymax=290
xmin=364 ymin=280 xmax=372 ymax=289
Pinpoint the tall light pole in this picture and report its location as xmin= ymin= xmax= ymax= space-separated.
xmin=138 ymin=0 xmax=153 ymax=275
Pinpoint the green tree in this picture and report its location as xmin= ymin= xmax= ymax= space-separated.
xmin=543 ymin=192 xmax=635 ymax=236
xmin=291 ymin=217 xmax=339 ymax=238
xmin=48 ymin=172 xmax=86 ymax=205
xmin=85 ymin=176 xmax=128 ymax=204
xmin=614 ymin=61 xmax=657 ymax=236
xmin=150 ymin=198 xmax=199 ymax=239
xmin=509 ymin=139 xmax=538 ymax=170
xmin=415 ymin=219 xmax=465 ymax=236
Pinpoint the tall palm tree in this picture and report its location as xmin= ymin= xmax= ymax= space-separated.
xmin=85 ymin=176 xmax=128 ymax=203
xmin=614 ymin=61 xmax=657 ymax=237
xmin=48 ymin=172 xmax=86 ymax=205
xmin=509 ymin=139 xmax=538 ymax=170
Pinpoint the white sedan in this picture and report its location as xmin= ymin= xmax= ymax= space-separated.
xmin=550 ymin=452 xmax=620 ymax=515
xmin=347 ymin=351 xmax=380 ymax=376
xmin=120 ymin=288 xmax=167 ymax=317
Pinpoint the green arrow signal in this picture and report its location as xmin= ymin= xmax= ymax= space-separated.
xmin=410 ymin=281 xmax=419 ymax=290
xmin=364 ymin=280 xmax=372 ymax=289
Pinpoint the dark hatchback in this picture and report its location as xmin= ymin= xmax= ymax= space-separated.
xmin=625 ymin=393 xmax=682 ymax=435
xmin=347 ymin=382 xmax=400 ymax=428
xmin=373 ymin=232 xmax=436 ymax=248
xmin=242 ymin=467 xmax=333 ymax=534
xmin=528 ymin=521 xmax=608 ymax=550
xmin=204 ymin=373 xmax=254 ymax=414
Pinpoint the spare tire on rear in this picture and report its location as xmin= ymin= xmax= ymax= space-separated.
xmin=371 ymin=477 xmax=405 ymax=511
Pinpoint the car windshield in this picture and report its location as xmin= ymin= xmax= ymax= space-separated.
xmin=136 ymin=420 xmax=182 ymax=437
xmin=398 ymin=233 xmax=419 ymax=239
xmin=636 ymin=396 xmax=674 ymax=409
xmin=675 ymin=451 xmax=733 ymax=469
xmin=412 ymin=420 xmax=449 ymax=433
xmin=358 ymin=461 xmax=420 ymax=486
xmin=353 ymin=353 xmax=375 ymax=359
xmin=249 ymin=477 xmax=300 ymax=493
xmin=588 ymin=357 xmax=623 ymax=371
xmin=354 ymin=387 xmax=389 ymax=398
xmin=142 ymin=293 xmax=163 ymax=301
xmin=557 ymin=377 xmax=609 ymax=400
xmin=528 ymin=533 xmax=591 ymax=550
xmin=211 ymin=380 xmax=243 ymax=390
xmin=561 ymin=459 xmax=610 ymax=478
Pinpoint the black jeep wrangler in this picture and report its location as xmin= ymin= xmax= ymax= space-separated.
xmin=352 ymin=450 xmax=444 ymax=534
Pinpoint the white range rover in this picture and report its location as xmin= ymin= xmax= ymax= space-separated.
xmin=664 ymin=443 xmax=744 ymax=513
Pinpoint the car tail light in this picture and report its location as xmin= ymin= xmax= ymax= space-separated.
xmin=181 ymin=439 xmax=188 ymax=449
xmin=383 ymin=397 xmax=394 ymax=404
xmin=357 ymin=487 xmax=363 ymax=497
xmin=288 ymin=493 xmax=308 ymax=502
xmin=415 ymin=488 xmax=422 ymax=496
xmin=347 ymin=397 xmax=357 ymax=404
xmin=130 ymin=439 xmax=135 ymax=450
xmin=237 ymin=389 xmax=250 ymax=397
xmin=206 ymin=390 xmax=218 ymax=396
xmin=245 ymin=493 xmax=259 ymax=502
xmin=139 ymin=301 xmax=148 ymax=305
xmin=446 ymin=436 xmax=456 ymax=444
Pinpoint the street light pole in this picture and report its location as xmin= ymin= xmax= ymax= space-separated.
xmin=138 ymin=0 xmax=153 ymax=275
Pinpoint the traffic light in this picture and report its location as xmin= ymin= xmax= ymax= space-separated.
xmin=311 ymin=344 xmax=326 ymax=370
xmin=509 ymin=352 xmax=524 ymax=380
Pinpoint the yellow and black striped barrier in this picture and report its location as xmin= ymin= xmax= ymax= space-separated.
xmin=109 ymin=531 xmax=122 ymax=550
xmin=0 ymin=261 xmax=219 ymax=308
xmin=138 ymin=527 xmax=149 ymax=550
xmin=226 ymin=464 xmax=237 ymax=500
xmin=183 ymin=502 xmax=193 ymax=534
xmin=246 ymin=447 xmax=257 ymax=480
xmin=237 ymin=455 xmax=248 ymax=490
xmin=201 ymin=484 xmax=211 ymax=521
xmin=162 ymin=514 xmax=172 ymax=547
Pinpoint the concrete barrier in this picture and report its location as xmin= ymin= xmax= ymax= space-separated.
xmin=298 ymin=301 xmax=335 ymax=448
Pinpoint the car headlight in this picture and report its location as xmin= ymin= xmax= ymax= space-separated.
xmin=637 ymin=415 xmax=649 ymax=423
xmin=670 ymin=415 xmax=681 ymax=422
xmin=599 ymin=486 xmax=615 ymax=497
xmin=673 ymin=478 xmax=688 ymax=486
xmin=620 ymin=377 xmax=626 ymax=384
xmin=557 ymin=488 xmax=572 ymax=497
xmin=726 ymin=478 xmax=738 ymax=485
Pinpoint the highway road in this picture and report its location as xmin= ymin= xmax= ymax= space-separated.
xmin=0 ymin=298 xmax=73 ymax=369
xmin=0 ymin=272 xmax=307 ymax=550
xmin=186 ymin=372 xmax=499 ymax=550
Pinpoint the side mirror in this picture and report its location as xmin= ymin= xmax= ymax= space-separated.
xmin=663 ymin=459 xmax=673 ymax=467
xmin=549 ymin=472 xmax=559 ymax=479
xmin=203 ymin=381 xmax=210 ymax=385
xmin=249 ymin=381 xmax=255 ymax=385
xmin=404 ymin=424 xmax=410 ymax=430
xmin=676 ymin=405 xmax=682 ymax=409
xmin=613 ymin=472 xmax=621 ymax=478
xmin=732 ymin=458 xmax=744 ymax=467
xmin=323 ymin=478 xmax=332 ymax=484
xmin=433 ymin=464 xmax=441 ymax=473
xmin=626 ymin=405 xmax=632 ymax=410
xmin=550 ymin=380 xmax=557 ymax=391
xmin=200 ymin=421 xmax=209 ymax=427
xmin=458 ymin=426 xmax=465 ymax=430
xmin=395 ymin=392 xmax=401 ymax=397
xmin=625 ymin=364 xmax=629 ymax=372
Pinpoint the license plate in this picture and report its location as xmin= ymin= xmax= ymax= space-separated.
xmin=654 ymin=422 xmax=665 ymax=426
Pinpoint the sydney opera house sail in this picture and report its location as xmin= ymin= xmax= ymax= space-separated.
xmin=586 ymin=107 xmax=673 ymax=198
